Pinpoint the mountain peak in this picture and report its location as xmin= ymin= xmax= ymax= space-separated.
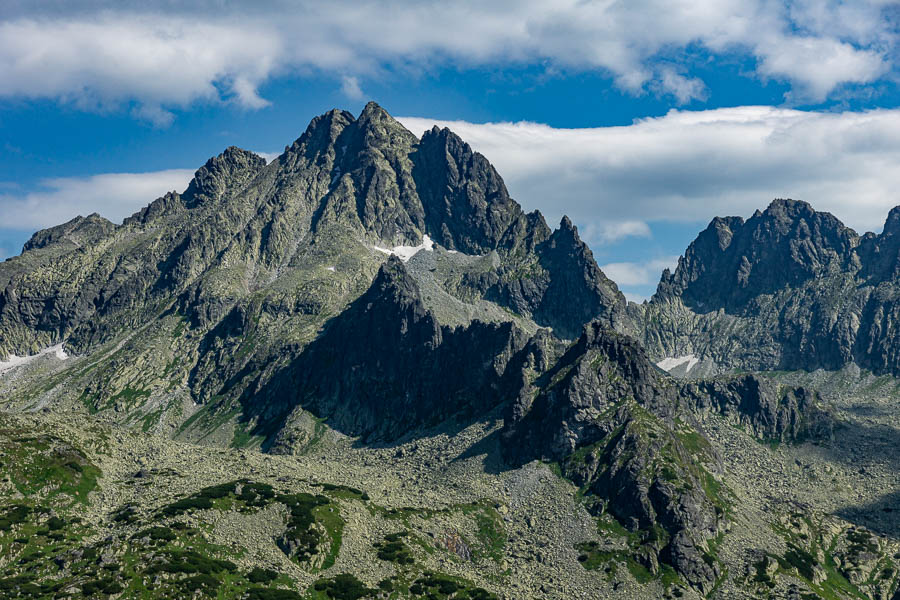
xmin=22 ymin=213 xmax=116 ymax=252
xmin=764 ymin=197 xmax=812 ymax=215
xmin=654 ymin=198 xmax=857 ymax=312
xmin=883 ymin=205 xmax=900 ymax=236
xmin=183 ymin=146 xmax=266 ymax=207
xmin=356 ymin=101 xmax=405 ymax=132
xmin=759 ymin=198 xmax=821 ymax=229
xmin=291 ymin=108 xmax=355 ymax=155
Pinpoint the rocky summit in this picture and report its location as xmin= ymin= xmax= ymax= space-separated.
xmin=1 ymin=104 xmax=900 ymax=600
xmin=634 ymin=198 xmax=900 ymax=378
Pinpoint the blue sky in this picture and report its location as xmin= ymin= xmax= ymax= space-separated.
xmin=3 ymin=1 xmax=900 ymax=300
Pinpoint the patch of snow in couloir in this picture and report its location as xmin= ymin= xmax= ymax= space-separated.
xmin=372 ymin=234 xmax=435 ymax=262
xmin=656 ymin=354 xmax=699 ymax=373
xmin=0 ymin=344 xmax=69 ymax=375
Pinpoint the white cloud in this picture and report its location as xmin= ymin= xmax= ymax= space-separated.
xmin=583 ymin=221 xmax=652 ymax=245
xmin=254 ymin=151 xmax=281 ymax=164
xmin=340 ymin=75 xmax=365 ymax=101
xmin=399 ymin=107 xmax=900 ymax=234
xmin=0 ymin=169 xmax=194 ymax=230
xmin=0 ymin=16 xmax=280 ymax=121
xmin=0 ymin=1 xmax=897 ymax=120
xmin=600 ymin=257 xmax=680 ymax=288
xmin=623 ymin=291 xmax=651 ymax=304
xmin=657 ymin=69 xmax=708 ymax=105
xmin=755 ymin=35 xmax=888 ymax=102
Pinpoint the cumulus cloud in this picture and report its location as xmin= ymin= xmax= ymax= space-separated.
xmin=399 ymin=107 xmax=900 ymax=235
xmin=0 ymin=1 xmax=897 ymax=120
xmin=656 ymin=69 xmax=708 ymax=105
xmin=756 ymin=34 xmax=888 ymax=102
xmin=0 ymin=16 xmax=280 ymax=122
xmin=0 ymin=169 xmax=194 ymax=230
xmin=583 ymin=221 xmax=652 ymax=245
xmin=340 ymin=76 xmax=365 ymax=101
xmin=600 ymin=257 xmax=680 ymax=288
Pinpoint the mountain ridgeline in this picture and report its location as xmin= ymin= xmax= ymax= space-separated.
xmin=636 ymin=198 xmax=900 ymax=377
xmin=0 ymin=103 xmax=622 ymax=358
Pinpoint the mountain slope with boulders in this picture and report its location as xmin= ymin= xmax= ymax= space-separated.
xmin=1 ymin=105 xmax=899 ymax=600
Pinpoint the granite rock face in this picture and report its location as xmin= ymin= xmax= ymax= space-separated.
xmin=247 ymin=256 xmax=531 ymax=444
xmin=637 ymin=198 xmax=900 ymax=376
xmin=458 ymin=216 xmax=626 ymax=339
xmin=501 ymin=320 xmax=832 ymax=590
xmin=0 ymin=103 xmax=623 ymax=363
xmin=679 ymin=375 xmax=834 ymax=442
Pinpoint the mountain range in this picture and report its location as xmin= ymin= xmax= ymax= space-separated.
xmin=1 ymin=103 xmax=898 ymax=600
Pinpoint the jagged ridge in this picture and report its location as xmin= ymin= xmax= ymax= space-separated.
xmin=637 ymin=198 xmax=900 ymax=376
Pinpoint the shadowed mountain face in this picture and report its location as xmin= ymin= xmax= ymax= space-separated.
xmin=243 ymin=256 xmax=532 ymax=445
xmin=636 ymin=198 xmax=900 ymax=376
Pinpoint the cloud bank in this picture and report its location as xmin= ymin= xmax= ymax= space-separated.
xmin=0 ymin=170 xmax=194 ymax=230
xmin=6 ymin=105 xmax=900 ymax=244
xmin=1 ymin=1 xmax=897 ymax=121
xmin=399 ymin=106 xmax=900 ymax=240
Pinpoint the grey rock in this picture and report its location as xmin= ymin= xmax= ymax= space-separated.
xmin=635 ymin=199 xmax=900 ymax=376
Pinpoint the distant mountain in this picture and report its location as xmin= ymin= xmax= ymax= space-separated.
xmin=633 ymin=198 xmax=900 ymax=377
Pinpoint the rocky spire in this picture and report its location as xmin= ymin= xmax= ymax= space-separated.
xmin=653 ymin=198 xmax=858 ymax=313
xmin=183 ymin=146 xmax=267 ymax=207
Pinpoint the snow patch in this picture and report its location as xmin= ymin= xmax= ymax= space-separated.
xmin=372 ymin=234 xmax=435 ymax=262
xmin=0 ymin=344 xmax=69 ymax=375
xmin=657 ymin=354 xmax=699 ymax=373
xmin=326 ymin=266 xmax=336 ymax=272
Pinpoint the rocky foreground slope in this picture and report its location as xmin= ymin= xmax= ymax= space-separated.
xmin=1 ymin=105 xmax=899 ymax=600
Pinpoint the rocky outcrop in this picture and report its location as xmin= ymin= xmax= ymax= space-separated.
xmin=413 ymin=125 xmax=550 ymax=255
xmin=22 ymin=213 xmax=116 ymax=252
xmin=459 ymin=216 xmax=626 ymax=339
xmin=183 ymin=146 xmax=268 ymax=207
xmin=679 ymin=375 xmax=834 ymax=442
xmin=502 ymin=320 xmax=833 ymax=590
xmin=248 ymin=257 xmax=531 ymax=443
xmin=531 ymin=217 xmax=627 ymax=337
xmin=639 ymin=199 xmax=900 ymax=376
xmin=502 ymin=322 xmax=722 ymax=589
